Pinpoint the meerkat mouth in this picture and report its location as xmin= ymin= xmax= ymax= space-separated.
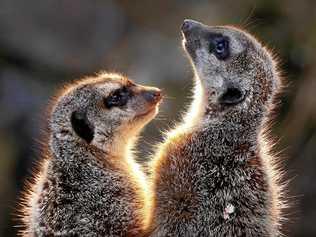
xmin=133 ymin=105 xmax=159 ymax=121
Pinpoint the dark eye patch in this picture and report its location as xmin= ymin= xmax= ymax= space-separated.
xmin=209 ymin=34 xmax=230 ymax=60
xmin=103 ymin=86 xmax=131 ymax=109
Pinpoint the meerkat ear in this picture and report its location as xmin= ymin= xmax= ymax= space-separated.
xmin=71 ymin=111 xmax=94 ymax=144
xmin=219 ymin=86 xmax=245 ymax=105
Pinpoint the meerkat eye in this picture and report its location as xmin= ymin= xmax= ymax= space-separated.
xmin=104 ymin=87 xmax=130 ymax=108
xmin=210 ymin=36 xmax=230 ymax=60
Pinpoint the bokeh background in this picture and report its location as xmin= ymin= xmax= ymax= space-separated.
xmin=0 ymin=0 xmax=315 ymax=236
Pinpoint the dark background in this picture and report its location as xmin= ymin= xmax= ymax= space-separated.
xmin=0 ymin=0 xmax=315 ymax=236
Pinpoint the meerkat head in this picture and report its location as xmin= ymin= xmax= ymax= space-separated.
xmin=50 ymin=73 xmax=162 ymax=153
xmin=181 ymin=19 xmax=281 ymax=122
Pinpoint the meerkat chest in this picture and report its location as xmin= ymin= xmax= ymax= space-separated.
xmin=155 ymin=138 xmax=269 ymax=231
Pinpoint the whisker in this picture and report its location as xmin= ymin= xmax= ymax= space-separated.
xmin=162 ymin=96 xmax=176 ymax=100
xmin=240 ymin=4 xmax=257 ymax=27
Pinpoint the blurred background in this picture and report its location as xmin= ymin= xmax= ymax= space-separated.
xmin=0 ymin=0 xmax=315 ymax=236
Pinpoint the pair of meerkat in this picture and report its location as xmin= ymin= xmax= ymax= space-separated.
xmin=20 ymin=19 xmax=285 ymax=237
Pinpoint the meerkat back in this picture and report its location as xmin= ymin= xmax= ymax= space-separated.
xmin=19 ymin=73 xmax=162 ymax=236
xmin=145 ymin=20 xmax=285 ymax=237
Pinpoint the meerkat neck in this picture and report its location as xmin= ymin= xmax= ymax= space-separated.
xmin=49 ymin=132 xmax=130 ymax=166
xmin=184 ymin=80 xmax=262 ymax=132
xmin=180 ymin=76 xmax=264 ymax=158
xmin=195 ymin=109 xmax=260 ymax=159
xmin=50 ymin=135 xmax=91 ymax=163
xmin=183 ymin=76 xmax=206 ymax=130
xmin=167 ymin=77 xmax=205 ymax=139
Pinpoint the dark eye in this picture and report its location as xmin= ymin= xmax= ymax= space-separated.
xmin=104 ymin=87 xmax=130 ymax=108
xmin=210 ymin=36 xmax=230 ymax=60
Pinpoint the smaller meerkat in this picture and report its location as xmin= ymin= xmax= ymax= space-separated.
xmin=19 ymin=72 xmax=162 ymax=236
xmin=145 ymin=20 xmax=284 ymax=236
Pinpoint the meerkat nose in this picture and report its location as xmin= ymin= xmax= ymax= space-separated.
xmin=143 ymin=89 xmax=162 ymax=104
xmin=181 ymin=19 xmax=194 ymax=33
xmin=181 ymin=19 xmax=200 ymax=34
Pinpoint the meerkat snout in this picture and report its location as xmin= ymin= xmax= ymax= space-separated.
xmin=142 ymin=89 xmax=162 ymax=104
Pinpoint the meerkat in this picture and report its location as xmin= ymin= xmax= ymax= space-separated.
xmin=145 ymin=20 xmax=284 ymax=237
xmin=19 ymin=72 xmax=162 ymax=236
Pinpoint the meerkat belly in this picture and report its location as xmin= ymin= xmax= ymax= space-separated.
xmin=153 ymin=151 xmax=272 ymax=237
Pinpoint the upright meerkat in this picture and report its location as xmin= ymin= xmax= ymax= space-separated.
xmin=145 ymin=20 xmax=284 ymax=236
xmin=20 ymin=73 xmax=162 ymax=236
